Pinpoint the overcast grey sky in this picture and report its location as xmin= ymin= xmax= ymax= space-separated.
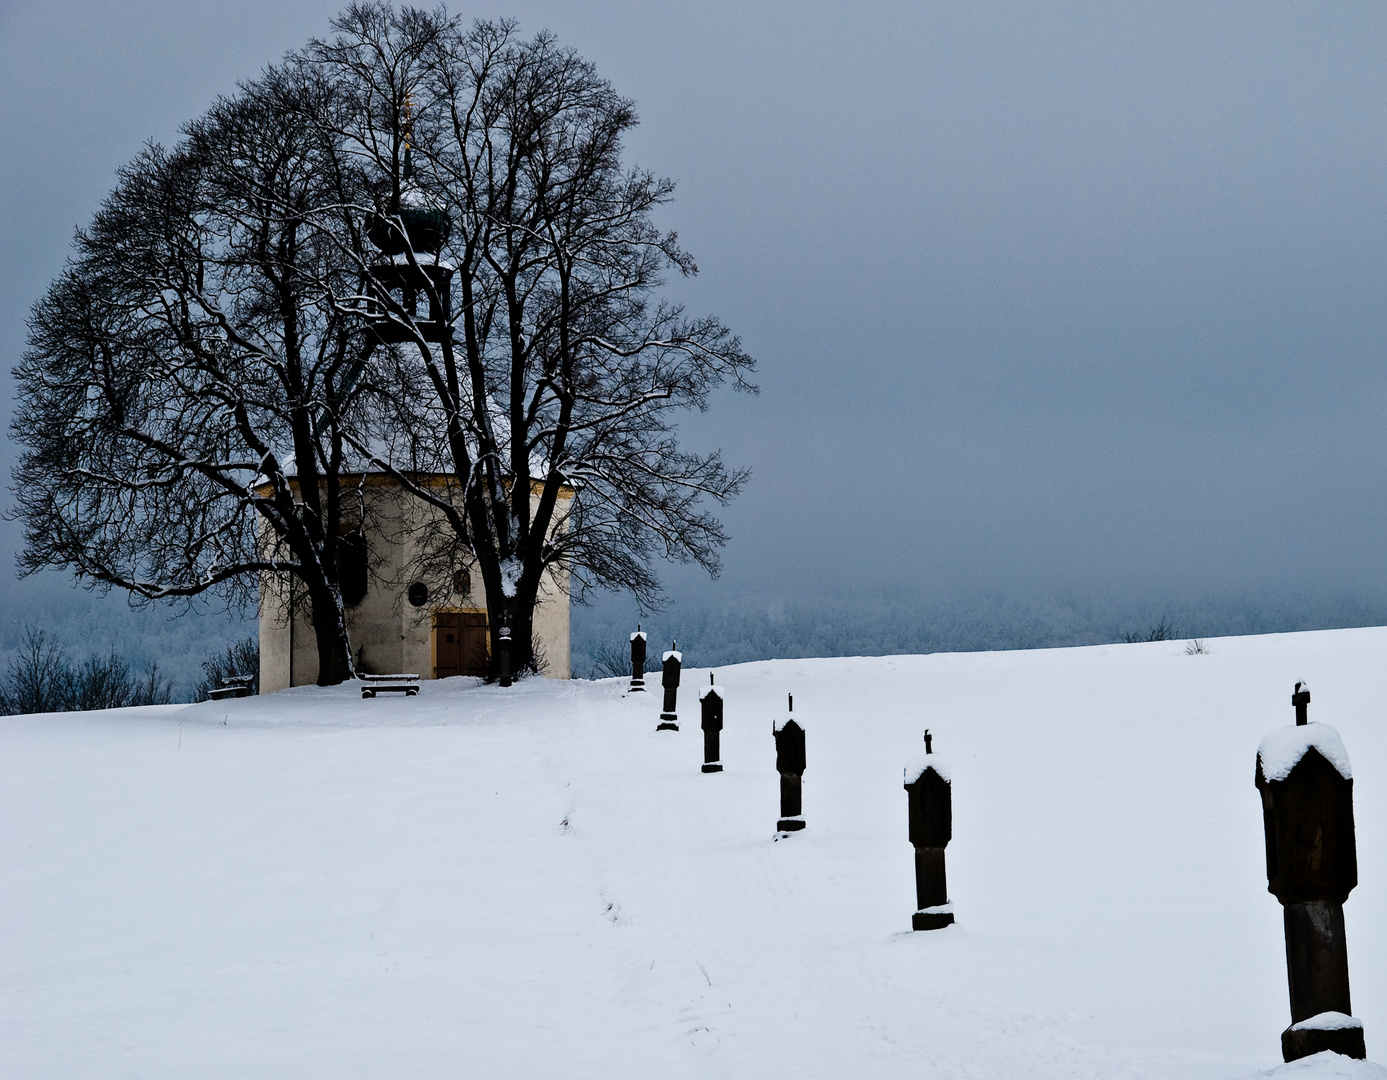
xmin=3 ymin=1 xmax=1386 ymax=613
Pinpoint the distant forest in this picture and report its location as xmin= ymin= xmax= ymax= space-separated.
xmin=569 ymin=588 xmax=1387 ymax=680
xmin=0 ymin=572 xmax=250 ymax=703
xmin=5 ymin=571 xmax=1387 ymax=700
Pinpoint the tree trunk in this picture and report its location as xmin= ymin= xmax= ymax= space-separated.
xmin=508 ymin=596 xmax=536 ymax=676
xmin=480 ymin=588 xmax=539 ymax=682
xmin=304 ymin=575 xmax=354 ymax=686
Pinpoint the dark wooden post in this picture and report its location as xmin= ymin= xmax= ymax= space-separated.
xmin=700 ymin=673 xmax=724 ymax=773
xmin=904 ymin=729 xmax=954 ymax=930
xmin=497 ymin=620 xmax=512 ymax=687
xmin=1255 ymin=682 xmax=1365 ymax=1062
xmin=657 ymin=642 xmax=681 ymax=731
xmin=774 ymin=695 xmax=806 ymax=832
xmin=629 ymin=625 xmax=647 ymax=692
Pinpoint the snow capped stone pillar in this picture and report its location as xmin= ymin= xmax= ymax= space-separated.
xmin=657 ymin=643 xmax=681 ymax=731
xmin=774 ymin=696 xmax=806 ymax=833
xmin=629 ymin=627 xmax=647 ymax=692
xmin=1255 ymin=682 xmax=1365 ymax=1062
xmin=699 ymin=674 xmax=724 ymax=773
xmin=904 ymin=730 xmax=953 ymax=931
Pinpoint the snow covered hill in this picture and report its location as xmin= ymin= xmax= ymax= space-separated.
xmin=4 ymin=628 xmax=1386 ymax=1078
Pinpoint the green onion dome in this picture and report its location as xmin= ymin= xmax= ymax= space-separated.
xmin=367 ymin=181 xmax=450 ymax=256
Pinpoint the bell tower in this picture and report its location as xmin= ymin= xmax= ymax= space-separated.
xmin=364 ymin=98 xmax=453 ymax=343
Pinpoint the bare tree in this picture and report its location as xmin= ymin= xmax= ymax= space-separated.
xmin=297 ymin=6 xmax=756 ymax=676
xmin=0 ymin=630 xmax=70 ymax=715
xmin=11 ymin=67 xmax=383 ymax=684
xmin=12 ymin=3 xmax=755 ymax=686
xmin=0 ymin=629 xmax=172 ymax=715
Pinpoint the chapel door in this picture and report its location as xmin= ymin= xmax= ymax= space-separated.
xmin=458 ymin=612 xmax=489 ymax=676
xmin=434 ymin=612 xmax=463 ymax=679
xmin=434 ymin=611 xmax=488 ymax=679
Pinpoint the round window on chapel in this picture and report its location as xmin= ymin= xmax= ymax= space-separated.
xmin=407 ymin=581 xmax=429 ymax=607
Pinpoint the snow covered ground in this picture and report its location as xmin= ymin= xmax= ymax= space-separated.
xmin=3 ymin=627 xmax=1386 ymax=1079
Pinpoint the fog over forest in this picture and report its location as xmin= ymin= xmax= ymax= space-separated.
xmin=4 ymin=2 xmax=1386 ymax=697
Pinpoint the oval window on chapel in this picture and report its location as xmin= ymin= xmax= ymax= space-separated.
xmin=407 ymin=581 xmax=429 ymax=607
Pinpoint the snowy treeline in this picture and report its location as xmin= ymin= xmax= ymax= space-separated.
xmin=571 ymin=588 xmax=1387 ymax=677
xmin=6 ymin=572 xmax=1387 ymax=696
xmin=0 ymin=630 xmax=172 ymax=715
xmin=0 ymin=575 xmax=250 ymax=703
xmin=0 ymin=625 xmax=256 ymax=712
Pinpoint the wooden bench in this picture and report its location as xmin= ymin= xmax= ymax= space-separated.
xmin=207 ymin=675 xmax=254 ymax=700
xmin=360 ymin=673 xmax=421 ymax=699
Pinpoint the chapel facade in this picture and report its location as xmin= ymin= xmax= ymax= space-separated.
xmin=258 ymin=473 xmax=571 ymax=690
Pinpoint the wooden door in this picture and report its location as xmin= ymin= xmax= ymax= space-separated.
xmin=434 ymin=611 xmax=488 ymax=679
xmin=434 ymin=612 xmax=462 ymax=678
xmin=458 ymin=612 xmax=489 ymax=676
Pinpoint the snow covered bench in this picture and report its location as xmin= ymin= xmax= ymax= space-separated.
xmin=360 ymin=673 xmax=420 ymax=699
xmin=207 ymin=675 xmax=254 ymax=700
